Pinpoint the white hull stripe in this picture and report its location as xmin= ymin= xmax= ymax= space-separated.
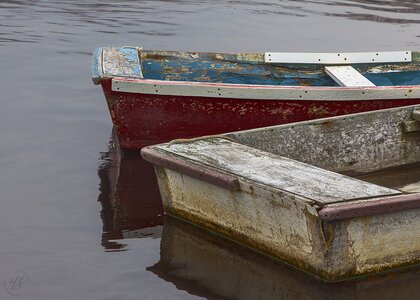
xmin=112 ymin=78 xmax=420 ymax=101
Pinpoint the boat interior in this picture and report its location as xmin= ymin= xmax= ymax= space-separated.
xmin=140 ymin=50 xmax=420 ymax=87
xmin=225 ymin=105 xmax=420 ymax=194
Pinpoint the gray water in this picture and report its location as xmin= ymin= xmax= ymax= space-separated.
xmin=1 ymin=1 xmax=420 ymax=299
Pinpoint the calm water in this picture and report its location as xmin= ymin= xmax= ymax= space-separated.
xmin=1 ymin=1 xmax=420 ymax=299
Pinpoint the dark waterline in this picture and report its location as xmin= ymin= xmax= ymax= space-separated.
xmin=1 ymin=1 xmax=420 ymax=299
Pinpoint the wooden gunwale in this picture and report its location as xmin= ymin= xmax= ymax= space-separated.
xmin=141 ymin=147 xmax=240 ymax=192
xmin=112 ymin=77 xmax=420 ymax=101
xmin=319 ymin=193 xmax=420 ymax=221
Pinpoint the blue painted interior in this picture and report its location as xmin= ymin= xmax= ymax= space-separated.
xmin=141 ymin=59 xmax=338 ymax=86
xmin=115 ymin=47 xmax=142 ymax=78
xmin=141 ymin=58 xmax=420 ymax=87
xmin=365 ymin=71 xmax=420 ymax=86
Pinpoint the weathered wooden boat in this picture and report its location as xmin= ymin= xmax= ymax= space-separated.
xmin=141 ymin=104 xmax=420 ymax=281
xmin=92 ymin=47 xmax=420 ymax=149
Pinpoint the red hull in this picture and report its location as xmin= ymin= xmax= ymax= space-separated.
xmin=101 ymin=79 xmax=420 ymax=149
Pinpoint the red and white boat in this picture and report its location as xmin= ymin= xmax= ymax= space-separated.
xmin=92 ymin=47 xmax=420 ymax=149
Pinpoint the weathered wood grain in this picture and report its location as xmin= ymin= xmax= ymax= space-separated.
xmin=102 ymin=47 xmax=142 ymax=79
xmin=112 ymin=78 xmax=420 ymax=100
xmin=155 ymin=139 xmax=399 ymax=205
xmin=228 ymin=105 xmax=420 ymax=174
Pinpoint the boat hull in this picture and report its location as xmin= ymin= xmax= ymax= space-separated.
xmin=101 ymin=79 xmax=420 ymax=149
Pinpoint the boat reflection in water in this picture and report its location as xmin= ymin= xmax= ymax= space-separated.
xmin=97 ymin=132 xmax=163 ymax=251
xmin=97 ymin=132 xmax=420 ymax=299
xmin=150 ymin=216 xmax=420 ymax=300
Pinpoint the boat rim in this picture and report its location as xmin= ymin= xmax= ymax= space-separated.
xmin=111 ymin=77 xmax=420 ymax=101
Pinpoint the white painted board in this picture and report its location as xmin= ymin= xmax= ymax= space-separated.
xmin=112 ymin=78 xmax=420 ymax=101
xmin=325 ymin=66 xmax=375 ymax=87
xmin=265 ymin=51 xmax=412 ymax=64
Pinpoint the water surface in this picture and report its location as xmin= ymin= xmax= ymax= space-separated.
xmin=1 ymin=1 xmax=420 ymax=299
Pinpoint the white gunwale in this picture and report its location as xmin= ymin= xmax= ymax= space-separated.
xmin=112 ymin=78 xmax=420 ymax=101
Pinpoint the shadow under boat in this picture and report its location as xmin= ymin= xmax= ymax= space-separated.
xmin=97 ymin=131 xmax=164 ymax=250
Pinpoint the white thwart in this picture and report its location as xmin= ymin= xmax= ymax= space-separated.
xmin=325 ymin=66 xmax=375 ymax=87
xmin=264 ymin=51 xmax=412 ymax=64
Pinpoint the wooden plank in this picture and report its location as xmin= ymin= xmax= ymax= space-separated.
xmin=319 ymin=193 xmax=420 ymax=221
xmin=112 ymin=78 xmax=420 ymax=101
xmin=141 ymin=147 xmax=240 ymax=191
xmin=265 ymin=51 xmax=412 ymax=64
xmin=325 ymin=66 xmax=375 ymax=87
xmin=226 ymin=105 xmax=420 ymax=174
xmin=155 ymin=139 xmax=400 ymax=205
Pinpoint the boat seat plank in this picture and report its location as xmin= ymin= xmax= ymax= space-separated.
xmin=264 ymin=51 xmax=412 ymax=64
xmin=325 ymin=66 xmax=375 ymax=87
xmin=156 ymin=139 xmax=400 ymax=205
